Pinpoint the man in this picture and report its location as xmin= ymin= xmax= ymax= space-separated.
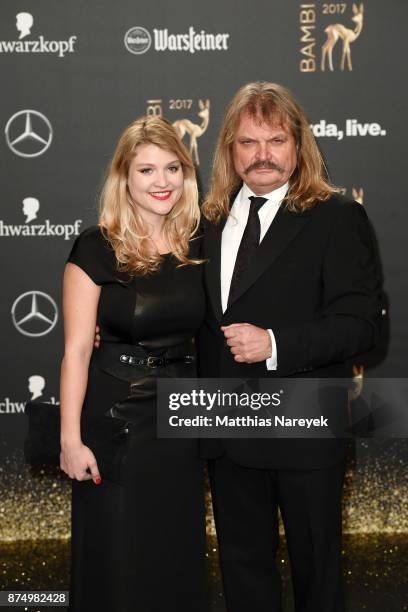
xmin=198 ymin=82 xmax=382 ymax=611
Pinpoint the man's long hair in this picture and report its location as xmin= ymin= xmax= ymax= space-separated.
xmin=202 ymin=82 xmax=337 ymax=223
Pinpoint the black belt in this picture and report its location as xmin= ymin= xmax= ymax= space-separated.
xmin=91 ymin=341 xmax=196 ymax=382
xmin=119 ymin=354 xmax=195 ymax=368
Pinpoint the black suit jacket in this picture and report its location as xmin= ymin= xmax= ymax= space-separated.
xmin=197 ymin=193 xmax=382 ymax=469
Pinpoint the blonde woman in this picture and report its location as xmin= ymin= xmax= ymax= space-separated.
xmin=60 ymin=116 xmax=208 ymax=611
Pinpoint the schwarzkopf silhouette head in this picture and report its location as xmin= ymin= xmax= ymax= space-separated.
xmin=28 ymin=375 xmax=45 ymax=400
xmin=16 ymin=13 xmax=33 ymax=40
xmin=22 ymin=197 xmax=40 ymax=223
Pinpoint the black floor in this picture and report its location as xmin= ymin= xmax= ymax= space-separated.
xmin=1 ymin=534 xmax=407 ymax=611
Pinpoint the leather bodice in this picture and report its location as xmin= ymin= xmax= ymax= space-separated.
xmin=67 ymin=226 xmax=205 ymax=351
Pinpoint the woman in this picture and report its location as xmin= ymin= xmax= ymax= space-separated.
xmin=60 ymin=116 xmax=208 ymax=611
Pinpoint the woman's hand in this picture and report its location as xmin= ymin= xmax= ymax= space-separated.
xmin=60 ymin=442 xmax=101 ymax=484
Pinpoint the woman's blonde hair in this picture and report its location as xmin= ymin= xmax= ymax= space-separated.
xmin=203 ymin=82 xmax=338 ymax=223
xmin=99 ymin=115 xmax=201 ymax=275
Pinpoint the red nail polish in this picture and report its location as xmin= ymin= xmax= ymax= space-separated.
xmin=95 ymin=477 xmax=102 ymax=485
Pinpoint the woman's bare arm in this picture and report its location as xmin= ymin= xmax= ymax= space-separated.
xmin=60 ymin=262 xmax=101 ymax=483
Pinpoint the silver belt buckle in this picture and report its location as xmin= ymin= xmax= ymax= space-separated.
xmin=147 ymin=356 xmax=163 ymax=368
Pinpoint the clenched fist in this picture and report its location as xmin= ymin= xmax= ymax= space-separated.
xmin=221 ymin=323 xmax=272 ymax=364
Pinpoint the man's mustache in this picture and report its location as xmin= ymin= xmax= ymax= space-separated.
xmin=244 ymin=160 xmax=284 ymax=174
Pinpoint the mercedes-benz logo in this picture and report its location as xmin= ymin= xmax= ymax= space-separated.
xmin=11 ymin=291 xmax=58 ymax=337
xmin=5 ymin=110 xmax=53 ymax=158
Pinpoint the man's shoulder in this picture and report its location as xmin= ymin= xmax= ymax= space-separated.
xmin=314 ymin=191 xmax=359 ymax=210
xmin=310 ymin=192 xmax=365 ymax=223
xmin=201 ymin=215 xmax=221 ymax=232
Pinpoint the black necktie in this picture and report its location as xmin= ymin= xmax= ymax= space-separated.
xmin=228 ymin=196 xmax=267 ymax=306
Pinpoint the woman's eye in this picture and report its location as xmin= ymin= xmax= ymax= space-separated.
xmin=168 ymin=165 xmax=180 ymax=173
xmin=140 ymin=168 xmax=152 ymax=174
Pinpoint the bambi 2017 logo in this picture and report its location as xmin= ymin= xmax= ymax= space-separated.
xmin=146 ymin=98 xmax=210 ymax=165
xmin=299 ymin=2 xmax=364 ymax=72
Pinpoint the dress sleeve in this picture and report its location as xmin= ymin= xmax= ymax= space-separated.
xmin=66 ymin=226 xmax=116 ymax=285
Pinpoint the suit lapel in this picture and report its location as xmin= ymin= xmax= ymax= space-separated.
xmin=203 ymin=195 xmax=311 ymax=321
xmin=225 ymin=204 xmax=311 ymax=311
xmin=203 ymin=216 xmax=226 ymax=322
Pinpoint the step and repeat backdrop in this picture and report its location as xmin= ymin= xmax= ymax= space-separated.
xmin=1 ymin=0 xmax=407 ymax=608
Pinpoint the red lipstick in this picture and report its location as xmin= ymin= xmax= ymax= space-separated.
xmin=149 ymin=191 xmax=172 ymax=201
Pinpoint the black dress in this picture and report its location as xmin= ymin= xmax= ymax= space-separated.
xmin=66 ymin=226 xmax=208 ymax=612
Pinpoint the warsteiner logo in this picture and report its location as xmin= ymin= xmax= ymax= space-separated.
xmin=0 ymin=196 xmax=82 ymax=240
xmin=125 ymin=26 xmax=229 ymax=55
xmin=0 ymin=13 xmax=77 ymax=58
xmin=124 ymin=27 xmax=151 ymax=54
xmin=299 ymin=3 xmax=364 ymax=72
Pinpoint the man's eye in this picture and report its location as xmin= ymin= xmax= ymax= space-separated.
xmin=241 ymin=140 xmax=254 ymax=145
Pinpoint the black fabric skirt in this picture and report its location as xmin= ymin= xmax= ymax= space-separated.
xmin=69 ymin=345 xmax=208 ymax=612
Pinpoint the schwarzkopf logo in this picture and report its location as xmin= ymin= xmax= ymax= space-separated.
xmin=28 ymin=374 xmax=46 ymax=401
xmin=0 ymin=196 xmax=82 ymax=240
xmin=0 ymin=12 xmax=77 ymax=58
xmin=124 ymin=26 xmax=230 ymax=55
xmin=0 ymin=375 xmax=59 ymax=415
xmin=27 ymin=375 xmax=59 ymax=404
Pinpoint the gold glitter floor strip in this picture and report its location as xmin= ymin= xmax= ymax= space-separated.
xmin=0 ymin=535 xmax=407 ymax=611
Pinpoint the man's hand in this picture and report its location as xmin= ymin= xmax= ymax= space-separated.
xmin=221 ymin=323 xmax=272 ymax=363
xmin=94 ymin=325 xmax=101 ymax=349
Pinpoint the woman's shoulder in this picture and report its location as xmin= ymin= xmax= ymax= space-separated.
xmin=70 ymin=225 xmax=115 ymax=256
xmin=74 ymin=225 xmax=111 ymax=248
xmin=67 ymin=225 xmax=116 ymax=284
